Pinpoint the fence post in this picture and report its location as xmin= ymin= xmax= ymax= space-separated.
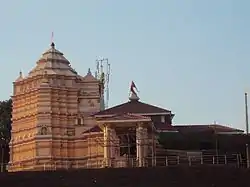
xmin=246 ymin=144 xmax=250 ymax=168
xmin=201 ymin=154 xmax=203 ymax=165
xmin=177 ymin=156 xmax=180 ymax=165
xmin=212 ymin=156 xmax=215 ymax=164
xmin=224 ymin=155 xmax=227 ymax=165
xmin=240 ymin=154 xmax=243 ymax=167
xmin=43 ymin=163 xmax=46 ymax=171
xmin=165 ymin=156 xmax=168 ymax=166
xmin=236 ymin=154 xmax=240 ymax=168
xmin=188 ymin=156 xmax=191 ymax=166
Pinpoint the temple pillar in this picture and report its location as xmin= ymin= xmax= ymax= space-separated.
xmin=110 ymin=128 xmax=119 ymax=158
xmin=143 ymin=128 xmax=148 ymax=159
xmin=103 ymin=124 xmax=112 ymax=167
xmin=136 ymin=123 xmax=145 ymax=167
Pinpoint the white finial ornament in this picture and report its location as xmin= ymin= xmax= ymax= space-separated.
xmin=19 ymin=70 xmax=23 ymax=78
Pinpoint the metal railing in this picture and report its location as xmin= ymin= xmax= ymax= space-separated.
xmin=40 ymin=153 xmax=249 ymax=171
xmin=2 ymin=153 xmax=248 ymax=172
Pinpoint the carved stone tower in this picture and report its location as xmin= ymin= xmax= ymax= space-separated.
xmin=9 ymin=42 xmax=102 ymax=171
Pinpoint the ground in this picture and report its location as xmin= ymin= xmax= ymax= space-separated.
xmin=0 ymin=166 xmax=249 ymax=187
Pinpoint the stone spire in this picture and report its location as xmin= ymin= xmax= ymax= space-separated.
xmin=28 ymin=42 xmax=77 ymax=78
xmin=15 ymin=70 xmax=23 ymax=82
xmin=87 ymin=68 xmax=92 ymax=75
xmin=82 ymin=68 xmax=99 ymax=82
xmin=19 ymin=70 xmax=23 ymax=78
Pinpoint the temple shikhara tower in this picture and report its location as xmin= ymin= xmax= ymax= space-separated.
xmin=9 ymin=42 xmax=106 ymax=171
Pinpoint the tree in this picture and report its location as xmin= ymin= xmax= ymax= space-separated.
xmin=0 ymin=99 xmax=12 ymax=172
xmin=0 ymin=99 xmax=12 ymax=142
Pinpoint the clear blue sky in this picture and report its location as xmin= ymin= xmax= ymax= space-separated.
xmin=1 ymin=0 xmax=250 ymax=130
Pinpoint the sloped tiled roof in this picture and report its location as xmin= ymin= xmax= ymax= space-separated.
xmin=96 ymin=113 xmax=151 ymax=122
xmin=154 ymin=122 xmax=178 ymax=132
xmin=82 ymin=126 xmax=102 ymax=134
xmin=174 ymin=124 xmax=244 ymax=134
xmin=95 ymin=100 xmax=171 ymax=116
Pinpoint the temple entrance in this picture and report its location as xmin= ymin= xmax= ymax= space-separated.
xmin=119 ymin=134 xmax=136 ymax=158
xmin=96 ymin=113 xmax=152 ymax=167
xmin=116 ymin=127 xmax=136 ymax=159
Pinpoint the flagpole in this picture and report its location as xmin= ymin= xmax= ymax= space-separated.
xmin=245 ymin=92 xmax=249 ymax=134
xmin=245 ymin=92 xmax=250 ymax=168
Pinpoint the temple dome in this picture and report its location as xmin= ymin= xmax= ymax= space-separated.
xmin=27 ymin=43 xmax=77 ymax=78
xmin=15 ymin=71 xmax=23 ymax=82
xmin=82 ymin=68 xmax=99 ymax=82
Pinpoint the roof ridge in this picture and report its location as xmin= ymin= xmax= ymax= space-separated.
xmin=94 ymin=100 xmax=171 ymax=116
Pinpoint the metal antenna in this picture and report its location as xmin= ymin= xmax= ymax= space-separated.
xmin=95 ymin=58 xmax=111 ymax=109
xmin=105 ymin=59 xmax=110 ymax=108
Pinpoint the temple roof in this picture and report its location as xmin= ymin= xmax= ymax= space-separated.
xmin=96 ymin=113 xmax=151 ymax=122
xmin=95 ymin=100 xmax=171 ymax=116
xmin=174 ymin=124 xmax=244 ymax=134
xmin=15 ymin=71 xmax=23 ymax=82
xmin=82 ymin=126 xmax=102 ymax=134
xmin=82 ymin=68 xmax=99 ymax=82
xmin=154 ymin=122 xmax=178 ymax=132
xmin=27 ymin=42 xmax=77 ymax=78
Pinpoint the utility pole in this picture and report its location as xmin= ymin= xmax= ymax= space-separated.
xmin=245 ymin=92 xmax=249 ymax=134
xmin=245 ymin=93 xmax=250 ymax=168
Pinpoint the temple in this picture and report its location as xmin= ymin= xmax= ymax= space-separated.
xmin=8 ymin=42 xmax=243 ymax=172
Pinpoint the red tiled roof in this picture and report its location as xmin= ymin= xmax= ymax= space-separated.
xmin=154 ymin=122 xmax=178 ymax=131
xmin=174 ymin=124 xmax=243 ymax=133
xmin=95 ymin=100 xmax=171 ymax=116
xmin=96 ymin=113 xmax=151 ymax=122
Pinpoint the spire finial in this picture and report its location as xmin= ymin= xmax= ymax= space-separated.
xmin=87 ymin=68 xmax=92 ymax=75
xmin=50 ymin=32 xmax=55 ymax=48
xmin=19 ymin=70 xmax=23 ymax=78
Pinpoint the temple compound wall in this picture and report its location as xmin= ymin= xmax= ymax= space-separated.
xmin=9 ymin=43 xmax=104 ymax=171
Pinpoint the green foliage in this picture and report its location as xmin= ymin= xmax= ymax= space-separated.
xmin=0 ymin=99 xmax=12 ymax=143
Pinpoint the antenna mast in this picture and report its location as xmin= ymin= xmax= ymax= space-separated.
xmin=95 ymin=58 xmax=111 ymax=109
